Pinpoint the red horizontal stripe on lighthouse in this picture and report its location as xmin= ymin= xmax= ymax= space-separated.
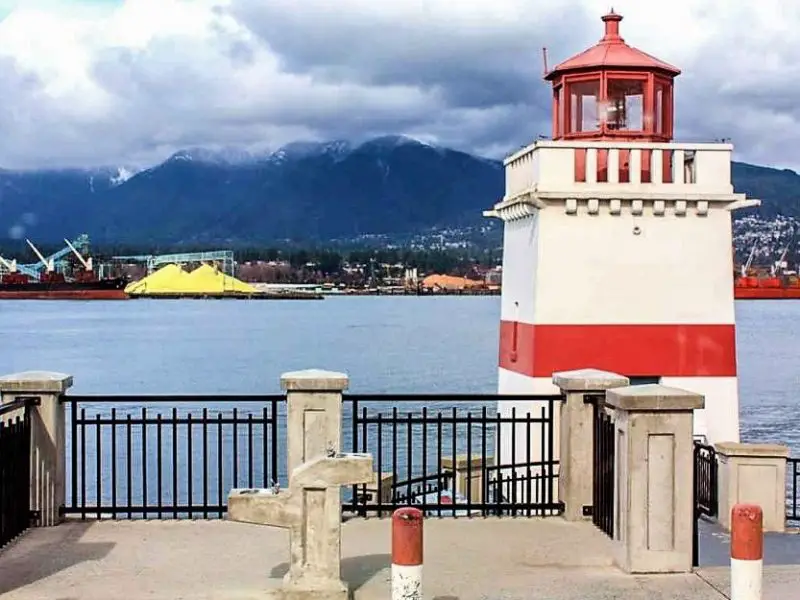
xmin=499 ymin=322 xmax=737 ymax=377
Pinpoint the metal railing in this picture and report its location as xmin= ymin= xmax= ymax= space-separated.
xmin=63 ymin=395 xmax=282 ymax=519
xmin=64 ymin=392 xmax=563 ymax=520
xmin=692 ymin=440 xmax=719 ymax=567
xmin=0 ymin=397 xmax=38 ymax=548
xmin=343 ymin=393 xmax=563 ymax=517
xmin=694 ymin=442 xmax=718 ymax=519
xmin=589 ymin=395 xmax=615 ymax=538
xmin=788 ymin=458 xmax=799 ymax=523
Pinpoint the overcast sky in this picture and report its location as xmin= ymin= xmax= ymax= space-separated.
xmin=0 ymin=0 xmax=797 ymax=171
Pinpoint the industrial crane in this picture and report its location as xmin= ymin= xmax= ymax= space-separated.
xmin=25 ymin=239 xmax=55 ymax=272
xmin=64 ymin=238 xmax=93 ymax=273
xmin=0 ymin=234 xmax=93 ymax=282
xmin=740 ymin=245 xmax=756 ymax=277
xmin=769 ymin=228 xmax=797 ymax=277
xmin=0 ymin=256 xmax=17 ymax=273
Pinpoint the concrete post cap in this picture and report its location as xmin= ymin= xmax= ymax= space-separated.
xmin=552 ymin=368 xmax=629 ymax=391
xmin=715 ymin=442 xmax=791 ymax=458
xmin=0 ymin=371 xmax=73 ymax=394
xmin=280 ymin=369 xmax=349 ymax=392
xmin=606 ymin=384 xmax=705 ymax=411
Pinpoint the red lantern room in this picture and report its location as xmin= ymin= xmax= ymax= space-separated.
xmin=545 ymin=10 xmax=680 ymax=142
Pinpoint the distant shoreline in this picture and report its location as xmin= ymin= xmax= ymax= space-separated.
xmin=249 ymin=282 xmax=500 ymax=297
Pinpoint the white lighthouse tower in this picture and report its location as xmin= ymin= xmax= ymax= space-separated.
xmin=486 ymin=11 xmax=759 ymax=446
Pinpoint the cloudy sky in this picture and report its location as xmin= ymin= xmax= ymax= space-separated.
xmin=0 ymin=0 xmax=797 ymax=171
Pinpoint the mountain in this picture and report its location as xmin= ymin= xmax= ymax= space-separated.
xmin=1 ymin=135 xmax=503 ymax=247
xmin=727 ymin=162 xmax=800 ymax=219
xmin=0 ymin=135 xmax=799 ymax=250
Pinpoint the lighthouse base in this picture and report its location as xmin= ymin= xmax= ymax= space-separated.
xmin=497 ymin=369 xmax=740 ymax=444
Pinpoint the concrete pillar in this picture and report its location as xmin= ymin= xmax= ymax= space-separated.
xmin=362 ymin=472 xmax=394 ymax=506
xmin=552 ymin=368 xmax=629 ymax=521
xmin=441 ymin=455 xmax=494 ymax=502
xmin=0 ymin=371 xmax=73 ymax=527
xmin=280 ymin=369 xmax=349 ymax=593
xmin=281 ymin=368 xmax=348 ymax=474
xmin=606 ymin=384 xmax=704 ymax=574
xmin=716 ymin=442 xmax=790 ymax=533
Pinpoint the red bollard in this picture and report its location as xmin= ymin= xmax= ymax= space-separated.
xmin=731 ymin=503 xmax=763 ymax=600
xmin=392 ymin=507 xmax=423 ymax=600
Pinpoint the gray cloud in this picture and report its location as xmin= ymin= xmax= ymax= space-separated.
xmin=0 ymin=0 xmax=797 ymax=171
xmin=229 ymin=0 xmax=589 ymax=107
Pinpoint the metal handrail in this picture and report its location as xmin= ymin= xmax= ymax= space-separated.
xmin=0 ymin=396 xmax=40 ymax=417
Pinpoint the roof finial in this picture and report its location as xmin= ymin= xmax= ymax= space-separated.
xmin=601 ymin=9 xmax=623 ymax=43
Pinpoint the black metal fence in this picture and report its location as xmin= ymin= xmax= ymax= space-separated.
xmin=788 ymin=457 xmax=799 ymax=523
xmin=693 ymin=442 xmax=718 ymax=519
xmin=343 ymin=394 xmax=563 ymax=517
xmin=589 ymin=395 xmax=615 ymax=538
xmin=692 ymin=440 xmax=718 ymax=567
xmin=63 ymin=395 xmax=282 ymax=519
xmin=0 ymin=397 xmax=37 ymax=548
xmin=64 ymin=392 xmax=563 ymax=520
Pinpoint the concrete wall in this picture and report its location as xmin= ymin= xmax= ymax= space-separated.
xmin=499 ymin=216 xmax=540 ymax=326
xmin=533 ymin=202 xmax=735 ymax=326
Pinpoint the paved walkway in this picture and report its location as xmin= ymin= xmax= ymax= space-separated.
xmin=0 ymin=517 xmax=798 ymax=599
xmin=697 ymin=517 xmax=800 ymax=566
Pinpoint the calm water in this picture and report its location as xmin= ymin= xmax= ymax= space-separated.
xmin=1 ymin=296 xmax=798 ymax=451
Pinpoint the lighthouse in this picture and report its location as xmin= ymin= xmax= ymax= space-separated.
xmin=486 ymin=11 xmax=759 ymax=446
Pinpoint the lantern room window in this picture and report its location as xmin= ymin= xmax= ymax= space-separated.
xmin=654 ymin=78 xmax=672 ymax=136
xmin=566 ymin=79 xmax=600 ymax=134
xmin=606 ymin=78 xmax=645 ymax=131
xmin=544 ymin=11 xmax=680 ymax=143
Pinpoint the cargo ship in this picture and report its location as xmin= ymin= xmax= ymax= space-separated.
xmin=733 ymin=244 xmax=800 ymax=300
xmin=0 ymin=238 xmax=129 ymax=300
xmin=0 ymin=272 xmax=129 ymax=300
xmin=734 ymin=274 xmax=800 ymax=299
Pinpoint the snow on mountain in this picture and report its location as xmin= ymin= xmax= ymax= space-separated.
xmin=167 ymin=146 xmax=270 ymax=166
xmin=136 ymin=136 xmax=444 ymax=171
xmin=85 ymin=166 xmax=140 ymax=191
xmin=268 ymin=140 xmax=352 ymax=164
xmin=359 ymin=134 xmax=429 ymax=150
xmin=110 ymin=167 xmax=136 ymax=186
xmin=266 ymin=136 xmax=445 ymax=165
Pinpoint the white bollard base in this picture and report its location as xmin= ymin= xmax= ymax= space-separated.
xmin=731 ymin=557 xmax=762 ymax=600
xmin=391 ymin=564 xmax=422 ymax=600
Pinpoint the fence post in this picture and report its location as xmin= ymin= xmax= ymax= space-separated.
xmin=605 ymin=384 xmax=704 ymax=573
xmin=392 ymin=507 xmax=423 ymax=600
xmin=716 ymin=443 xmax=789 ymax=533
xmin=731 ymin=503 xmax=763 ymax=600
xmin=0 ymin=371 xmax=73 ymax=527
xmin=441 ymin=456 xmax=494 ymax=503
xmin=552 ymin=368 xmax=628 ymax=521
xmin=279 ymin=369 xmax=350 ymax=592
xmin=363 ymin=472 xmax=395 ymax=507
xmin=281 ymin=369 xmax=348 ymax=475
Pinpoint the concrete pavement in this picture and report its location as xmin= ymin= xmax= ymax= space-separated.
xmin=0 ymin=517 xmax=795 ymax=599
xmin=697 ymin=517 xmax=800 ymax=566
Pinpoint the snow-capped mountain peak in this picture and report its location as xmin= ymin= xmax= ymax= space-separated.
xmin=110 ymin=167 xmax=136 ymax=186
xmin=167 ymin=146 xmax=269 ymax=166
xmin=268 ymin=140 xmax=352 ymax=164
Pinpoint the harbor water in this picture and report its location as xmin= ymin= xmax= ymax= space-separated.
xmin=1 ymin=297 xmax=798 ymax=509
xmin=2 ymin=297 xmax=799 ymax=446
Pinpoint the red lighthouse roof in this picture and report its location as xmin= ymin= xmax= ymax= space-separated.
xmin=545 ymin=11 xmax=680 ymax=79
